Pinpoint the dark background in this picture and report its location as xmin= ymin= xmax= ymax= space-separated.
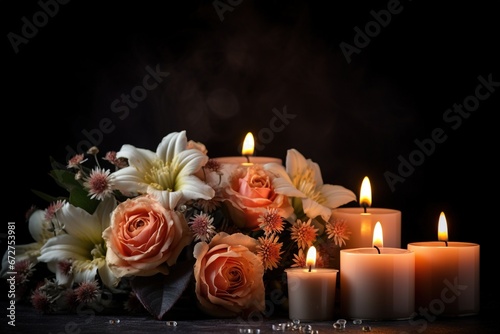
xmin=3 ymin=0 xmax=498 ymax=313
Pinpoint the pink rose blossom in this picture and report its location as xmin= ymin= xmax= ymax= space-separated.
xmin=102 ymin=195 xmax=192 ymax=277
xmin=193 ymin=232 xmax=265 ymax=318
xmin=222 ymin=165 xmax=294 ymax=230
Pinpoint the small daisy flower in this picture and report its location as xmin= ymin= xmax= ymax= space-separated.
xmin=58 ymin=259 xmax=73 ymax=277
xmin=291 ymin=248 xmax=306 ymax=268
xmin=189 ymin=212 xmax=216 ymax=242
xmin=74 ymin=280 xmax=101 ymax=304
xmin=195 ymin=198 xmax=221 ymax=213
xmin=257 ymin=234 xmax=283 ymax=271
xmin=83 ymin=167 xmax=115 ymax=201
xmin=289 ymin=218 xmax=318 ymax=250
xmin=87 ymin=146 xmax=99 ymax=155
xmin=204 ymin=159 xmax=222 ymax=174
xmin=31 ymin=289 xmax=52 ymax=314
xmin=14 ymin=259 xmax=35 ymax=285
xmin=67 ymin=154 xmax=87 ymax=169
xmin=326 ymin=218 xmax=351 ymax=247
xmin=103 ymin=151 xmax=129 ymax=169
xmin=258 ymin=207 xmax=285 ymax=236
xmin=44 ymin=200 xmax=65 ymax=221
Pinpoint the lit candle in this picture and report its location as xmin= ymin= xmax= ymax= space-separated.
xmin=340 ymin=222 xmax=415 ymax=320
xmin=285 ymin=246 xmax=339 ymax=321
xmin=212 ymin=132 xmax=282 ymax=166
xmin=332 ymin=176 xmax=401 ymax=248
xmin=407 ymin=212 xmax=480 ymax=316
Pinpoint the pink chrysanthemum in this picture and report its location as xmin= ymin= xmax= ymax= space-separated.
xmin=64 ymin=289 xmax=78 ymax=311
xmin=31 ymin=289 xmax=51 ymax=314
xmin=257 ymin=234 xmax=283 ymax=271
xmin=258 ymin=207 xmax=285 ymax=236
xmin=188 ymin=212 xmax=216 ymax=242
xmin=103 ymin=151 xmax=129 ymax=169
xmin=289 ymin=218 xmax=318 ymax=250
xmin=204 ymin=159 xmax=222 ymax=174
xmin=15 ymin=259 xmax=35 ymax=285
xmin=67 ymin=154 xmax=86 ymax=169
xmin=291 ymin=249 xmax=306 ymax=268
xmin=195 ymin=198 xmax=221 ymax=213
xmin=326 ymin=218 xmax=351 ymax=247
xmin=83 ymin=167 xmax=115 ymax=201
xmin=44 ymin=200 xmax=65 ymax=221
xmin=74 ymin=280 xmax=100 ymax=304
xmin=58 ymin=260 xmax=73 ymax=277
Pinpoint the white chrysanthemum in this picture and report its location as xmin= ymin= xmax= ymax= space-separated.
xmin=268 ymin=149 xmax=356 ymax=221
xmin=112 ymin=130 xmax=215 ymax=210
xmin=37 ymin=197 xmax=119 ymax=289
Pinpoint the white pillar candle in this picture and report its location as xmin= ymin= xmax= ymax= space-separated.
xmin=212 ymin=132 xmax=282 ymax=166
xmin=212 ymin=156 xmax=282 ymax=166
xmin=285 ymin=246 xmax=339 ymax=321
xmin=331 ymin=207 xmax=401 ymax=248
xmin=340 ymin=222 xmax=415 ymax=320
xmin=331 ymin=177 xmax=401 ymax=249
xmin=407 ymin=212 xmax=480 ymax=316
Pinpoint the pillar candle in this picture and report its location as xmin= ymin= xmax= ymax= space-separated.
xmin=212 ymin=156 xmax=282 ymax=166
xmin=407 ymin=212 xmax=480 ymax=316
xmin=212 ymin=132 xmax=282 ymax=166
xmin=285 ymin=246 xmax=339 ymax=321
xmin=340 ymin=222 xmax=415 ymax=320
xmin=331 ymin=177 xmax=401 ymax=248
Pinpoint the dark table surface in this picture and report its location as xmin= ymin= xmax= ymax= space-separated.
xmin=2 ymin=298 xmax=497 ymax=334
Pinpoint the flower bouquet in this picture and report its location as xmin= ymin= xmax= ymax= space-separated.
xmin=2 ymin=130 xmax=357 ymax=320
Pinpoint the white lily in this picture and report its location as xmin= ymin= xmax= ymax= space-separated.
xmin=1 ymin=209 xmax=52 ymax=278
xmin=37 ymin=197 xmax=119 ymax=289
xmin=268 ymin=149 xmax=356 ymax=221
xmin=112 ymin=130 xmax=215 ymax=210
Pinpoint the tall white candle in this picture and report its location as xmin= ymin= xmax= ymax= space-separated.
xmin=340 ymin=222 xmax=415 ymax=320
xmin=407 ymin=212 xmax=480 ymax=316
xmin=285 ymin=246 xmax=339 ymax=321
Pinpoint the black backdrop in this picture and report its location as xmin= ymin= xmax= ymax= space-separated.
xmin=3 ymin=0 xmax=498 ymax=311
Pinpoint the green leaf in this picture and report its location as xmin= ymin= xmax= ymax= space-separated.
xmin=49 ymin=169 xmax=82 ymax=193
xmin=130 ymin=259 xmax=195 ymax=320
xmin=68 ymin=186 xmax=100 ymax=214
xmin=31 ymin=189 xmax=61 ymax=204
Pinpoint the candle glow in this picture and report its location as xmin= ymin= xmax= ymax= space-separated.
xmin=306 ymin=246 xmax=316 ymax=270
xmin=360 ymin=176 xmax=372 ymax=208
xmin=437 ymin=211 xmax=448 ymax=242
xmin=242 ymin=132 xmax=254 ymax=156
xmin=372 ymin=221 xmax=383 ymax=248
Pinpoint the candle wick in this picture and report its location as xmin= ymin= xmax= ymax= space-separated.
xmin=308 ymin=265 xmax=312 ymax=272
xmin=244 ymin=155 xmax=250 ymax=163
xmin=444 ymin=241 xmax=448 ymax=247
xmin=374 ymin=245 xmax=381 ymax=254
xmin=362 ymin=203 xmax=367 ymax=213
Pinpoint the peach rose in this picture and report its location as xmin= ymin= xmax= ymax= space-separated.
xmin=222 ymin=165 xmax=294 ymax=230
xmin=193 ymin=232 xmax=265 ymax=318
xmin=102 ymin=195 xmax=192 ymax=277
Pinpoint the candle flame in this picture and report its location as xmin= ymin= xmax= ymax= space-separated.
xmin=306 ymin=246 xmax=317 ymax=268
xmin=438 ymin=211 xmax=448 ymax=242
xmin=372 ymin=221 xmax=383 ymax=248
xmin=242 ymin=132 xmax=254 ymax=156
xmin=360 ymin=176 xmax=372 ymax=208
